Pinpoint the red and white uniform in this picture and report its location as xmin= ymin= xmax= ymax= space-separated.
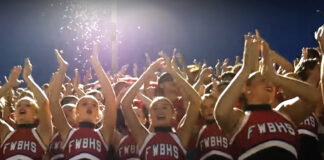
xmin=172 ymin=97 xmax=185 ymax=128
xmin=196 ymin=121 xmax=233 ymax=160
xmin=231 ymin=106 xmax=299 ymax=160
xmin=62 ymin=127 xmax=108 ymax=160
xmin=298 ymin=112 xmax=322 ymax=160
xmin=0 ymin=128 xmax=46 ymax=160
xmin=118 ymin=134 xmax=139 ymax=160
xmin=139 ymin=132 xmax=187 ymax=160
xmin=48 ymin=132 xmax=64 ymax=160
xmin=298 ymin=112 xmax=318 ymax=140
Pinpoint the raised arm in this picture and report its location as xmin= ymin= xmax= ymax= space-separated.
xmin=170 ymin=48 xmax=186 ymax=77
xmin=193 ymin=67 xmax=213 ymax=91
xmin=90 ymin=44 xmax=116 ymax=144
xmin=72 ymin=69 xmax=86 ymax=97
xmin=256 ymin=30 xmax=293 ymax=72
xmin=272 ymin=74 xmax=319 ymax=125
xmin=321 ymin=54 xmax=324 ymax=106
xmin=0 ymin=119 xmax=14 ymax=144
xmin=136 ymin=92 xmax=152 ymax=109
xmin=1 ymin=67 xmax=22 ymax=128
xmin=215 ymin=59 xmax=221 ymax=78
xmin=120 ymin=58 xmax=163 ymax=147
xmin=176 ymin=52 xmax=189 ymax=80
xmin=161 ymin=54 xmax=201 ymax=148
xmin=260 ymin=41 xmax=319 ymax=125
xmin=23 ymin=59 xmax=48 ymax=107
xmin=319 ymin=53 xmax=324 ymax=124
xmin=48 ymin=50 xmax=71 ymax=141
xmin=214 ymin=35 xmax=258 ymax=138
xmin=0 ymin=66 xmax=21 ymax=143
xmin=23 ymin=58 xmax=52 ymax=145
xmin=221 ymin=58 xmax=230 ymax=73
xmin=83 ymin=67 xmax=93 ymax=85
xmin=133 ymin=63 xmax=138 ymax=77
xmin=0 ymin=66 xmax=22 ymax=99
xmin=315 ymin=25 xmax=324 ymax=53
xmin=317 ymin=26 xmax=324 ymax=108
xmin=270 ymin=50 xmax=294 ymax=72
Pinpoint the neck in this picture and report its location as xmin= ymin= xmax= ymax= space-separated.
xmin=247 ymin=98 xmax=269 ymax=106
xmin=205 ymin=119 xmax=216 ymax=124
xmin=79 ymin=121 xmax=95 ymax=128
xmin=306 ymin=76 xmax=319 ymax=86
xmin=244 ymin=104 xmax=271 ymax=111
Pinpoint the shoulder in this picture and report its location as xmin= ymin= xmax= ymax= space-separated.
xmin=0 ymin=119 xmax=14 ymax=141
xmin=0 ymin=119 xmax=14 ymax=131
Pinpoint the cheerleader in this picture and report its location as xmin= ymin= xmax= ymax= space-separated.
xmin=48 ymin=46 xmax=116 ymax=160
xmin=121 ymin=56 xmax=201 ymax=160
xmin=196 ymin=82 xmax=232 ymax=160
xmin=1 ymin=59 xmax=53 ymax=159
xmin=214 ymin=35 xmax=320 ymax=160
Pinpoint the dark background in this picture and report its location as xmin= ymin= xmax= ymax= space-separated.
xmin=0 ymin=0 xmax=323 ymax=84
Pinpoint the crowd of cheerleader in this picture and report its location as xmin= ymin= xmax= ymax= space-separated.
xmin=1 ymin=27 xmax=324 ymax=160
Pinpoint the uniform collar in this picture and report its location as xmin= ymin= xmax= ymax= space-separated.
xmin=16 ymin=123 xmax=36 ymax=128
xmin=206 ymin=119 xmax=216 ymax=125
xmin=79 ymin=121 xmax=96 ymax=128
xmin=154 ymin=126 xmax=172 ymax=132
xmin=244 ymin=104 xmax=271 ymax=111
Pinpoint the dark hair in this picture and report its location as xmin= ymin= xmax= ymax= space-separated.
xmin=158 ymin=72 xmax=173 ymax=84
xmin=295 ymin=59 xmax=318 ymax=81
xmin=205 ymin=83 xmax=213 ymax=94
xmin=202 ymin=93 xmax=217 ymax=105
xmin=218 ymin=81 xmax=230 ymax=92
xmin=18 ymin=90 xmax=35 ymax=99
xmin=232 ymin=64 xmax=242 ymax=74
xmin=220 ymin=71 xmax=235 ymax=82
xmin=42 ymin=83 xmax=49 ymax=90
xmin=246 ymin=72 xmax=262 ymax=86
xmin=60 ymin=95 xmax=79 ymax=106
xmin=157 ymin=72 xmax=174 ymax=96
xmin=306 ymin=48 xmax=320 ymax=60
xmin=114 ymin=81 xmax=128 ymax=95
xmin=205 ymin=81 xmax=229 ymax=94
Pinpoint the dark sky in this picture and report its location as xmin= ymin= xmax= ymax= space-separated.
xmin=0 ymin=0 xmax=323 ymax=84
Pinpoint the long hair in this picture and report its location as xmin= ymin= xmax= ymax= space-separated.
xmin=295 ymin=59 xmax=318 ymax=81
xmin=16 ymin=96 xmax=39 ymax=113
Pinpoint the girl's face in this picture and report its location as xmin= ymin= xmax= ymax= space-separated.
xmin=200 ymin=97 xmax=216 ymax=120
xmin=76 ymin=96 xmax=100 ymax=124
xmin=159 ymin=81 xmax=179 ymax=97
xmin=62 ymin=105 xmax=77 ymax=127
xmin=246 ymin=76 xmax=276 ymax=105
xmin=15 ymin=98 xmax=37 ymax=125
xmin=149 ymin=99 xmax=174 ymax=127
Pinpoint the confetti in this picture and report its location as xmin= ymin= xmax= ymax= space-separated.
xmin=57 ymin=0 xmax=116 ymax=74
